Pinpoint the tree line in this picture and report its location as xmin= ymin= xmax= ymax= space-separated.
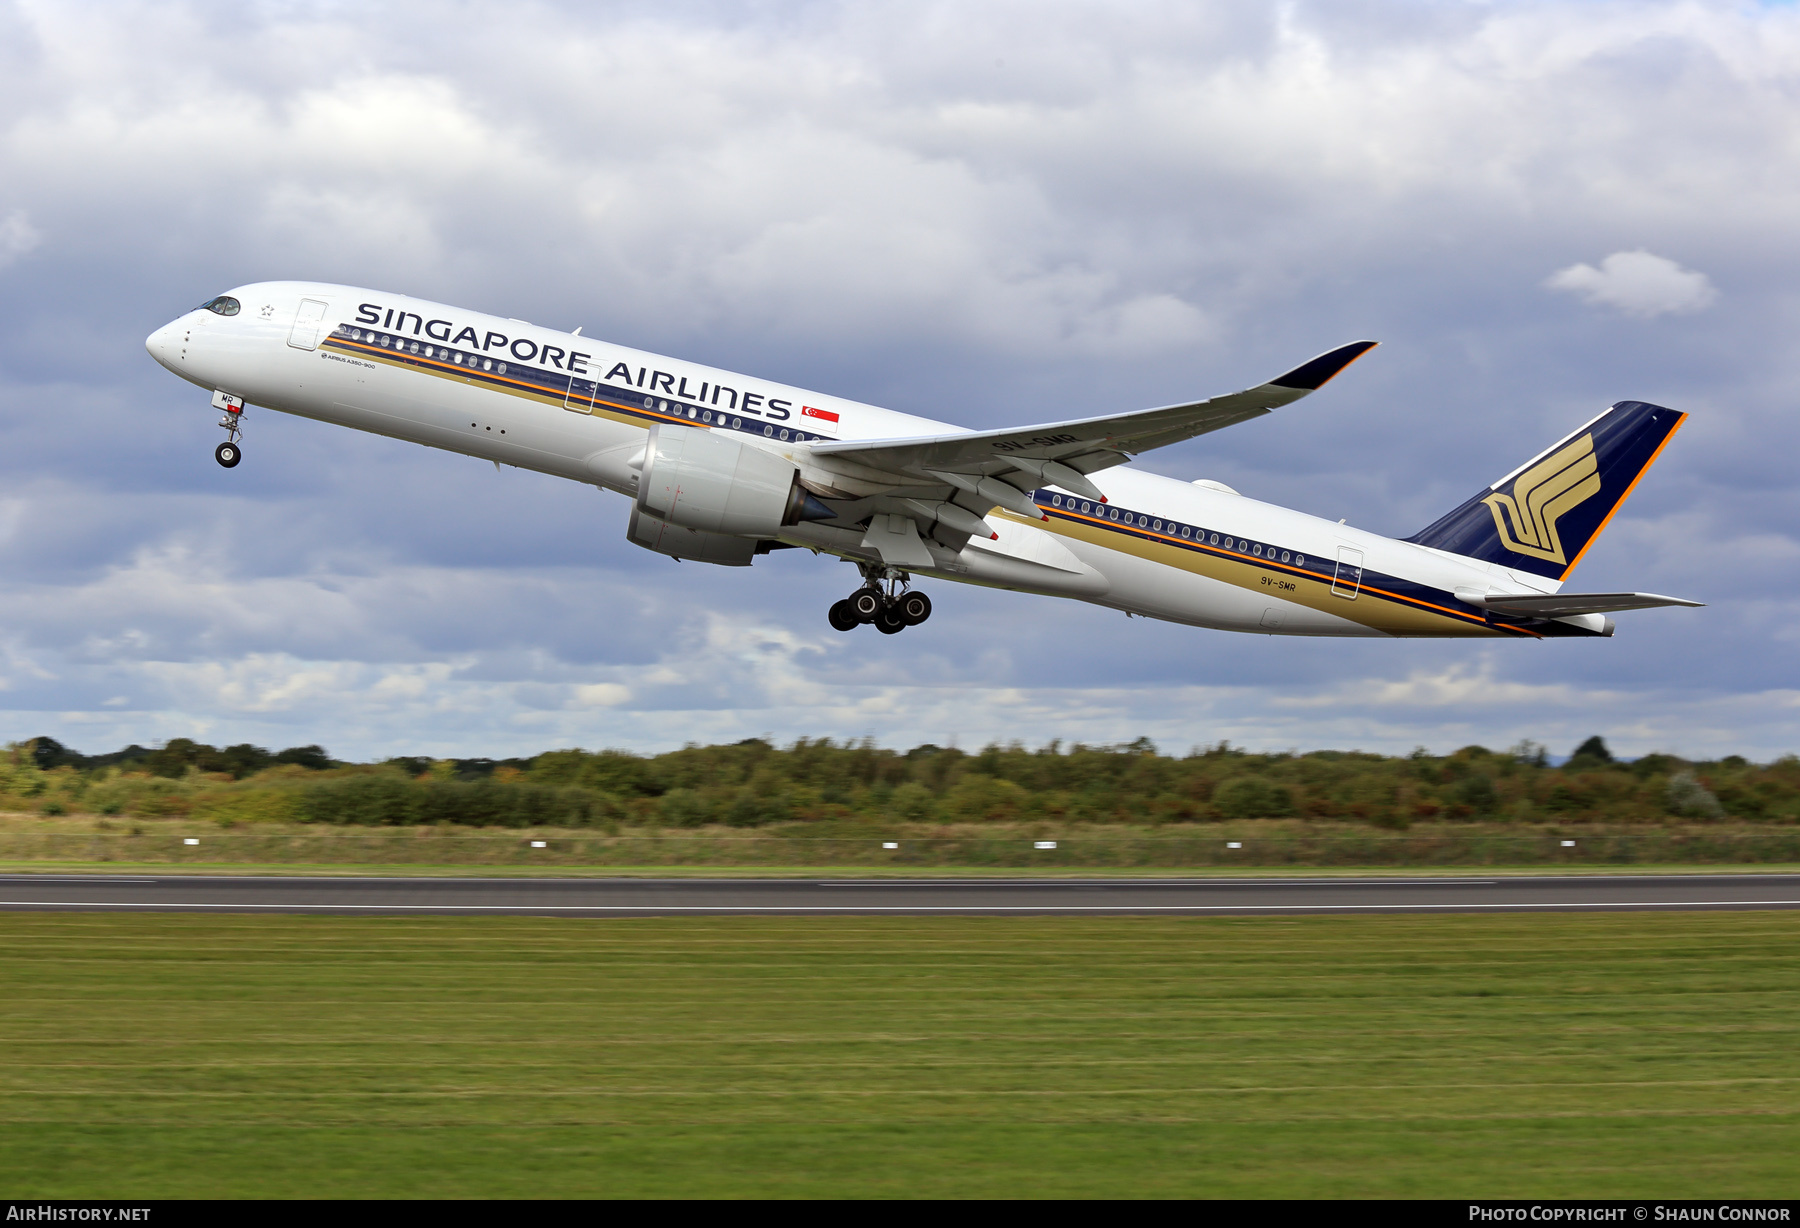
xmin=2 ymin=734 xmax=1794 ymax=828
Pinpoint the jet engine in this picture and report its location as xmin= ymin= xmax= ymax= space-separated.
xmin=637 ymin=423 xmax=830 ymax=535
xmin=628 ymin=424 xmax=835 ymax=564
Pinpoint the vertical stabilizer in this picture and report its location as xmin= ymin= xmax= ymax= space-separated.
xmin=1404 ymin=401 xmax=1685 ymax=581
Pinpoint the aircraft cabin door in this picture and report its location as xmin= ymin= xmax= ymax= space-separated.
xmin=1332 ymin=546 xmax=1364 ymax=599
xmin=564 ymin=373 xmax=597 ymax=414
xmin=287 ymin=298 xmax=330 ymax=351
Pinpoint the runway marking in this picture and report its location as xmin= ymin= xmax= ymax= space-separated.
xmin=3 ymin=899 xmax=1798 ymax=912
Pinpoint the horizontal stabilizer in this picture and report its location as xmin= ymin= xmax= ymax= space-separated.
xmin=1455 ymin=589 xmax=1703 ymax=617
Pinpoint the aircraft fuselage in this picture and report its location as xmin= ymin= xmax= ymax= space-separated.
xmin=146 ymin=282 xmax=1640 ymax=640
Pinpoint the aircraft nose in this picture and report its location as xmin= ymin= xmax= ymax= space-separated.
xmin=145 ymin=320 xmax=181 ymax=369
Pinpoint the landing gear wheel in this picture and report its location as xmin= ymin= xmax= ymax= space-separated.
xmin=214 ymin=441 xmax=241 ymax=468
xmin=875 ymin=607 xmax=907 ymax=635
xmin=896 ymin=591 xmax=932 ymax=625
xmin=849 ymin=587 xmax=884 ymax=623
xmin=828 ymin=599 xmax=859 ymax=632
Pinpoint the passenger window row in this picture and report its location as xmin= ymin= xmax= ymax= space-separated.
xmin=337 ymin=326 xmax=511 ymax=376
xmin=635 ymin=394 xmax=822 ymax=443
xmin=1042 ymin=491 xmax=1306 ymax=569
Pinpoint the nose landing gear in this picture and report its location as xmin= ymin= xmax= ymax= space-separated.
xmin=212 ymin=390 xmax=244 ymax=468
xmin=828 ymin=566 xmax=933 ymax=634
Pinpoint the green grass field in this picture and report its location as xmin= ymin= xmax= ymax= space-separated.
xmin=3 ymin=911 xmax=1797 ymax=1198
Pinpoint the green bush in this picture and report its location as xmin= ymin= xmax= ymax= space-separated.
xmin=129 ymin=777 xmax=194 ymax=817
xmin=1213 ymin=776 xmax=1296 ymax=819
xmin=193 ymin=788 xmax=304 ymax=826
xmin=944 ymin=775 xmax=1031 ymax=822
xmin=724 ymin=788 xmax=791 ymax=828
xmin=886 ymin=782 xmax=938 ymax=822
xmin=657 ymin=788 xmax=714 ymax=828
xmin=296 ymin=775 xmax=600 ymax=827
xmin=1451 ymin=774 xmax=1499 ymax=816
xmin=299 ymin=774 xmax=420 ymax=825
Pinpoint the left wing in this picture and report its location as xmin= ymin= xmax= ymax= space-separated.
xmin=794 ymin=341 xmax=1375 ymax=565
xmin=806 ymin=341 xmax=1376 ymax=503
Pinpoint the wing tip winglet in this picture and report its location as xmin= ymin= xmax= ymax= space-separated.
xmin=1268 ymin=340 xmax=1379 ymax=392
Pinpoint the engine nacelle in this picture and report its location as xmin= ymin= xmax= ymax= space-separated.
xmin=637 ymin=423 xmax=814 ymax=538
xmin=627 ymin=505 xmax=759 ymax=567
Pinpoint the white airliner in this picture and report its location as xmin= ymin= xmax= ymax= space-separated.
xmin=146 ymin=283 xmax=1700 ymax=638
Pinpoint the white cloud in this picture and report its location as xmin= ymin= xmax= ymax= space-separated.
xmin=570 ymin=683 xmax=631 ymax=709
xmin=1545 ymin=250 xmax=1718 ymax=318
xmin=0 ymin=210 xmax=38 ymax=267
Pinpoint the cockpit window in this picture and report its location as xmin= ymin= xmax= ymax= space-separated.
xmin=198 ymin=296 xmax=241 ymax=316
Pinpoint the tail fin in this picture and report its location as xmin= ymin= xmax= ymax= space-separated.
xmin=1405 ymin=401 xmax=1686 ymax=582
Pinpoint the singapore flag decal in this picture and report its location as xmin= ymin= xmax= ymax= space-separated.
xmin=801 ymin=405 xmax=839 ymax=427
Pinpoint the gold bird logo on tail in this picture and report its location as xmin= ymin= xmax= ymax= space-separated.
xmin=1481 ymin=434 xmax=1603 ymax=565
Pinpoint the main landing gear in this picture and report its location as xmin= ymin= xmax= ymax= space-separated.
xmin=829 ymin=566 xmax=933 ymax=635
xmin=212 ymin=390 xmax=244 ymax=468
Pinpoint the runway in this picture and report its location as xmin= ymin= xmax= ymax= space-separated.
xmin=1 ymin=872 xmax=1798 ymax=915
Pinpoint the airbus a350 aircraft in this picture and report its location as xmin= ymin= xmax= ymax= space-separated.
xmin=146 ymin=282 xmax=1700 ymax=638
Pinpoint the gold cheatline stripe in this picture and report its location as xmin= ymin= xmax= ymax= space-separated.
xmin=333 ymin=338 xmax=569 ymax=404
xmin=1045 ymin=507 xmax=1537 ymax=637
xmin=331 ymin=338 xmax=695 ymax=425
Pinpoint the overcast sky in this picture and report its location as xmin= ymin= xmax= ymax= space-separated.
xmin=0 ymin=0 xmax=1795 ymax=762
